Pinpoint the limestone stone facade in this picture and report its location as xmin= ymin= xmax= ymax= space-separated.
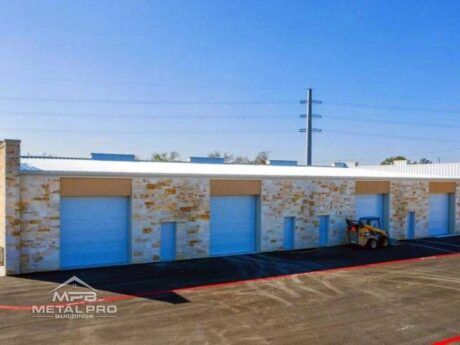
xmin=131 ymin=177 xmax=210 ymax=263
xmin=19 ymin=176 xmax=60 ymax=273
xmin=390 ymin=181 xmax=429 ymax=239
xmin=261 ymin=179 xmax=355 ymax=251
xmin=0 ymin=143 xmax=4 ymax=276
xmin=0 ymin=140 xmax=21 ymax=275
xmin=1 ymin=139 xmax=460 ymax=275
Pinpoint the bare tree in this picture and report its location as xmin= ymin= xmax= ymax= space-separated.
xmin=418 ymin=158 xmax=432 ymax=164
xmin=253 ymin=151 xmax=270 ymax=165
xmin=151 ymin=151 xmax=180 ymax=162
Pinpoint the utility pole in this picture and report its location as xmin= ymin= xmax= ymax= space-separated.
xmin=300 ymin=88 xmax=322 ymax=166
xmin=306 ymin=88 xmax=313 ymax=166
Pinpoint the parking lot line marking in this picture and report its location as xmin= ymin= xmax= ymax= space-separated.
xmin=406 ymin=242 xmax=457 ymax=253
xmin=1 ymin=252 xmax=459 ymax=312
xmin=432 ymin=334 xmax=460 ymax=345
xmin=418 ymin=239 xmax=460 ymax=249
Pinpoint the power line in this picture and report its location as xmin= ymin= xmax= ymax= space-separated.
xmin=415 ymin=147 xmax=460 ymax=155
xmin=0 ymin=76 xmax=308 ymax=90
xmin=0 ymin=127 xmax=295 ymax=135
xmin=4 ymin=75 xmax=460 ymax=103
xmin=0 ymin=110 xmax=286 ymax=119
xmin=0 ymin=96 xmax=298 ymax=105
xmin=0 ymin=110 xmax=459 ymax=130
xmin=323 ymin=101 xmax=460 ymax=115
xmin=5 ymin=76 xmax=460 ymax=103
xmin=2 ymin=94 xmax=460 ymax=115
xmin=324 ymin=129 xmax=460 ymax=144
xmin=1 ymin=110 xmax=460 ymax=129
xmin=0 ymin=110 xmax=260 ymax=119
xmin=2 ymin=126 xmax=460 ymax=145
xmin=324 ymin=115 xmax=460 ymax=129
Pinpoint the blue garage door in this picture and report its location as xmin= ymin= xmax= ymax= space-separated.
xmin=355 ymin=194 xmax=384 ymax=220
xmin=429 ymin=194 xmax=449 ymax=236
xmin=210 ymin=196 xmax=257 ymax=256
xmin=61 ymin=197 xmax=129 ymax=268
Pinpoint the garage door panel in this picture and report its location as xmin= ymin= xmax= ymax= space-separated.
xmin=429 ymin=194 xmax=449 ymax=236
xmin=61 ymin=197 xmax=129 ymax=268
xmin=355 ymin=194 xmax=384 ymax=220
xmin=210 ymin=196 xmax=257 ymax=256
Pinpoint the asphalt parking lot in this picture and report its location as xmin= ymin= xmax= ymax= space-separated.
xmin=0 ymin=236 xmax=459 ymax=345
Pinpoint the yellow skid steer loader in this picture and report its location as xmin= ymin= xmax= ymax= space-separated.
xmin=346 ymin=217 xmax=389 ymax=249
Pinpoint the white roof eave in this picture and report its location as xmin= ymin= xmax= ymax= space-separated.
xmin=18 ymin=158 xmax=460 ymax=181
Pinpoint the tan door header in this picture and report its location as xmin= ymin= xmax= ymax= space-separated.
xmin=210 ymin=180 xmax=261 ymax=196
xmin=61 ymin=178 xmax=132 ymax=197
xmin=429 ymin=182 xmax=456 ymax=194
xmin=355 ymin=181 xmax=390 ymax=195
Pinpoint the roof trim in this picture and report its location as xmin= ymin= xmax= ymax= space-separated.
xmin=19 ymin=170 xmax=460 ymax=181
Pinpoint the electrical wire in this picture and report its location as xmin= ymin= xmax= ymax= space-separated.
xmin=323 ymin=101 xmax=460 ymax=115
xmin=0 ymin=76 xmax=308 ymax=90
xmin=1 ymin=110 xmax=459 ymax=130
xmin=0 ymin=96 xmax=298 ymax=105
xmin=1 ymin=126 xmax=460 ymax=144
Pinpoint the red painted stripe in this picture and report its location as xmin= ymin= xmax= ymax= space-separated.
xmin=432 ymin=335 xmax=460 ymax=345
xmin=1 ymin=252 xmax=459 ymax=311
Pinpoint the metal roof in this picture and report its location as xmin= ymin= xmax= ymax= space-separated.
xmin=19 ymin=157 xmax=458 ymax=180
xmin=358 ymin=162 xmax=460 ymax=178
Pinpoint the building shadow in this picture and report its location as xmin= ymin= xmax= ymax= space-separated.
xmin=14 ymin=235 xmax=460 ymax=305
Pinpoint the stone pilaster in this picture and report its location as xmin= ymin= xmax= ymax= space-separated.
xmin=19 ymin=175 xmax=60 ymax=273
xmin=0 ymin=140 xmax=21 ymax=276
xmin=456 ymin=182 xmax=460 ymax=234
xmin=390 ymin=181 xmax=429 ymax=239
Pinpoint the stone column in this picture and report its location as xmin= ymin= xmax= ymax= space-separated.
xmin=0 ymin=140 xmax=21 ymax=276
xmin=456 ymin=182 xmax=460 ymax=234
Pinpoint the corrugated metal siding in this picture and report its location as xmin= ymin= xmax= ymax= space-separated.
xmin=358 ymin=163 xmax=460 ymax=178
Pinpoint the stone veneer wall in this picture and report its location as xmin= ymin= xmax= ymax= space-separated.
xmin=8 ymin=174 xmax=460 ymax=274
xmin=0 ymin=143 xmax=5 ymax=276
xmin=0 ymin=140 xmax=21 ymax=275
xmin=261 ymin=179 xmax=355 ymax=251
xmin=390 ymin=181 xmax=429 ymax=239
xmin=456 ymin=183 xmax=460 ymax=234
xmin=131 ymin=177 xmax=210 ymax=263
xmin=19 ymin=176 xmax=60 ymax=273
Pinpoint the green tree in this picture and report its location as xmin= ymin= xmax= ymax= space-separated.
xmin=380 ymin=156 xmax=408 ymax=165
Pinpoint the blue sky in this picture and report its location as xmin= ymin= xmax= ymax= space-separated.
xmin=1 ymin=0 xmax=460 ymax=164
